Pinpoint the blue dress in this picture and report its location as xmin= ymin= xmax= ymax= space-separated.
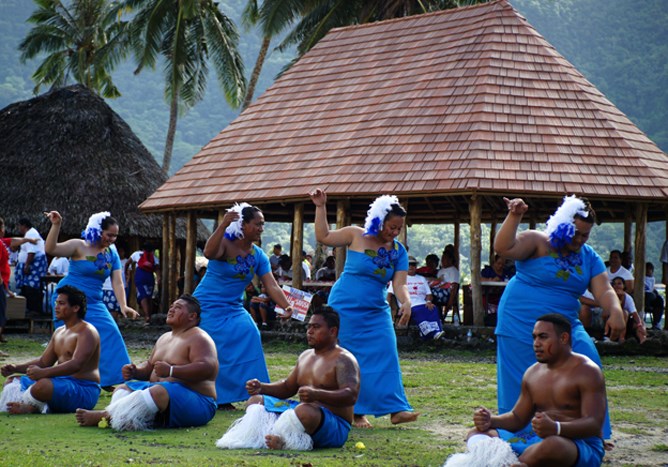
xmin=327 ymin=241 xmax=413 ymax=416
xmin=54 ymin=246 xmax=131 ymax=387
xmin=193 ymin=245 xmax=271 ymax=405
xmin=495 ymin=244 xmax=611 ymax=437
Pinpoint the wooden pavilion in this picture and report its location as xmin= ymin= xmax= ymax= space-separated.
xmin=140 ymin=0 xmax=668 ymax=322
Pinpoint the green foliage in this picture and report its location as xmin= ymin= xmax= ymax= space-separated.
xmin=18 ymin=0 xmax=129 ymax=98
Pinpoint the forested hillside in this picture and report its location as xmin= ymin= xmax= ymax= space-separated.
xmin=1 ymin=0 xmax=667 ymax=272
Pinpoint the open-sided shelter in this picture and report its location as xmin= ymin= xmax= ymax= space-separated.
xmin=140 ymin=0 xmax=668 ymax=322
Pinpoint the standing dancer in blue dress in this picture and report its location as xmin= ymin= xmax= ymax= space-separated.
xmin=44 ymin=211 xmax=138 ymax=388
xmin=494 ymin=195 xmax=626 ymax=443
xmin=193 ymin=203 xmax=294 ymax=410
xmin=310 ymin=188 xmax=418 ymax=429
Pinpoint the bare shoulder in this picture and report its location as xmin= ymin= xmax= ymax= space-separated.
xmin=572 ymin=352 xmax=604 ymax=378
xmin=81 ymin=321 xmax=100 ymax=340
xmin=336 ymin=346 xmax=359 ymax=367
xmin=191 ymin=327 xmax=216 ymax=349
xmin=297 ymin=348 xmax=316 ymax=362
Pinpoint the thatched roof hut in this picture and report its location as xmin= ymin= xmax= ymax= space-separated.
xmin=0 ymin=84 xmax=193 ymax=243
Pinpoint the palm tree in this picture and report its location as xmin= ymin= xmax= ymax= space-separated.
xmin=18 ymin=0 xmax=129 ymax=98
xmin=125 ymin=0 xmax=246 ymax=174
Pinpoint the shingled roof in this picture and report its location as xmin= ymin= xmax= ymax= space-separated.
xmin=140 ymin=0 xmax=668 ymax=223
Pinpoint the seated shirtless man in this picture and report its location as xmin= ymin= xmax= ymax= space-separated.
xmin=0 ymin=285 xmax=100 ymax=413
xmin=75 ymin=294 xmax=218 ymax=430
xmin=217 ymin=306 xmax=360 ymax=450
xmin=447 ymin=313 xmax=607 ymax=467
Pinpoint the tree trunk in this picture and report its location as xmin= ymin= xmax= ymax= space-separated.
xmin=162 ymin=90 xmax=179 ymax=174
xmin=242 ymin=36 xmax=271 ymax=111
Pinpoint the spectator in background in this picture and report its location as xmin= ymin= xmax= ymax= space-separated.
xmin=644 ymin=262 xmax=664 ymax=330
xmin=436 ymin=249 xmax=460 ymax=322
xmin=388 ymin=256 xmax=443 ymax=340
xmin=315 ymin=256 xmax=336 ymax=282
xmin=302 ymin=251 xmax=312 ymax=280
xmin=416 ymin=254 xmax=439 ymax=279
xmin=275 ymin=254 xmax=293 ymax=280
xmin=15 ymin=218 xmax=48 ymax=315
xmin=607 ymin=250 xmax=634 ymax=294
xmin=608 ymin=276 xmax=646 ymax=344
xmin=249 ymin=283 xmax=276 ymax=329
xmin=269 ymin=244 xmax=282 ymax=273
xmin=481 ymin=255 xmax=512 ymax=282
xmin=621 ymin=251 xmax=634 ymax=274
xmin=127 ymin=244 xmax=161 ymax=324
xmin=47 ymin=256 xmax=69 ymax=276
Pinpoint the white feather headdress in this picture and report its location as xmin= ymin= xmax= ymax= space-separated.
xmin=364 ymin=195 xmax=400 ymax=236
xmin=544 ymin=195 xmax=589 ymax=249
xmin=224 ymin=203 xmax=251 ymax=240
xmin=81 ymin=211 xmax=111 ymax=244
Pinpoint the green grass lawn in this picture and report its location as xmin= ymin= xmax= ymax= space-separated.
xmin=0 ymin=338 xmax=666 ymax=466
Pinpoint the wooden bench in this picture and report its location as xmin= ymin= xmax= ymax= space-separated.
xmin=6 ymin=295 xmax=53 ymax=335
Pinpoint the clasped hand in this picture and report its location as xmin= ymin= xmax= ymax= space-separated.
xmin=531 ymin=411 xmax=558 ymax=438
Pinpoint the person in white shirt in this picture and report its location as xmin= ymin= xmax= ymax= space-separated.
xmin=388 ymin=256 xmax=443 ymax=340
xmin=48 ymin=257 xmax=69 ymax=276
xmin=16 ymin=218 xmax=47 ymax=314
xmin=606 ymin=250 xmax=634 ymax=293
xmin=435 ymin=249 xmax=460 ymax=322
xmin=644 ymin=262 xmax=664 ymax=330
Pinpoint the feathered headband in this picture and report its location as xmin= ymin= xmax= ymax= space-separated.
xmin=224 ymin=202 xmax=251 ymax=240
xmin=364 ymin=195 xmax=400 ymax=236
xmin=82 ymin=211 xmax=111 ymax=244
xmin=544 ymin=195 xmax=589 ymax=250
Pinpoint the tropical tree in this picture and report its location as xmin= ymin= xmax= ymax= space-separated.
xmin=125 ymin=0 xmax=246 ymax=174
xmin=18 ymin=0 xmax=129 ymax=98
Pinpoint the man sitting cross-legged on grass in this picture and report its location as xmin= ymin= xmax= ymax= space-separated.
xmin=75 ymin=294 xmax=218 ymax=430
xmin=446 ymin=313 xmax=607 ymax=467
xmin=217 ymin=306 xmax=360 ymax=450
xmin=0 ymin=285 xmax=101 ymax=414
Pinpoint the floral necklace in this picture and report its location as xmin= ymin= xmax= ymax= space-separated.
xmin=86 ymin=248 xmax=112 ymax=275
xmin=551 ymin=248 xmax=583 ymax=281
xmin=227 ymin=248 xmax=257 ymax=279
xmin=365 ymin=241 xmax=399 ymax=278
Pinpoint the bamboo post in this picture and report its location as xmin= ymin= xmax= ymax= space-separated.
xmin=168 ymin=214 xmax=178 ymax=306
xmin=184 ymin=211 xmax=197 ymax=294
xmin=489 ymin=220 xmax=497 ymax=264
xmin=633 ymin=203 xmax=647 ymax=311
xmin=469 ymin=195 xmax=484 ymax=326
xmin=624 ymin=205 xmax=633 ymax=254
xmin=160 ymin=215 xmax=169 ymax=312
xmin=292 ymin=203 xmax=304 ymax=289
xmin=335 ymin=200 xmax=348 ymax=278
xmin=453 ymin=222 xmax=460 ymax=268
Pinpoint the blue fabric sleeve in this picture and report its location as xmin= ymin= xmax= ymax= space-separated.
xmin=255 ymin=245 xmax=271 ymax=277
xmin=110 ymin=246 xmax=122 ymax=272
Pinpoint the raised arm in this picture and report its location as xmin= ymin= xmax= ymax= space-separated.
xmin=203 ymin=210 xmax=237 ymax=259
xmin=309 ymin=188 xmax=357 ymax=247
xmin=298 ymin=352 xmax=360 ymax=407
xmin=590 ymin=272 xmax=626 ymax=342
xmin=494 ymin=198 xmax=543 ymax=261
xmin=44 ymin=211 xmax=83 ymax=258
